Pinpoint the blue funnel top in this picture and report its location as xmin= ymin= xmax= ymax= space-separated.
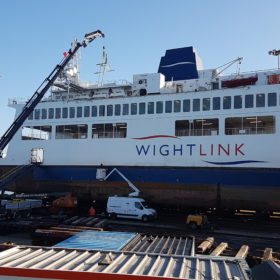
xmin=158 ymin=46 xmax=198 ymax=81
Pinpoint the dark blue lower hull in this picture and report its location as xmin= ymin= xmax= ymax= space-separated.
xmin=3 ymin=165 xmax=280 ymax=211
xmin=34 ymin=166 xmax=280 ymax=187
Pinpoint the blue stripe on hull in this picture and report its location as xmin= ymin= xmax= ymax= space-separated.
xmin=34 ymin=166 xmax=280 ymax=187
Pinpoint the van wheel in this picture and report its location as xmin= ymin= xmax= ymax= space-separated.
xmin=142 ymin=215 xmax=149 ymax=222
xmin=111 ymin=212 xmax=117 ymax=219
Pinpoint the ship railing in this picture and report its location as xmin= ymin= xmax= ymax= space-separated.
xmin=22 ymin=134 xmax=50 ymax=140
xmin=230 ymin=68 xmax=280 ymax=76
xmin=225 ymin=126 xmax=275 ymax=135
xmin=56 ymin=132 xmax=126 ymax=139
xmin=8 ymin=97 xmax=29 ymax=105
xmin=176 ymin=129 xmax=219 ymax=137
xmin=55 ymin=133 xmax=88 ymax=140
xmin=92 ymin=132 xmax=126 ymax=138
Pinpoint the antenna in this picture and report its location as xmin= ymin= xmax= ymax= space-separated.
xmin=95 ymin=46 xmax=114 ymax=87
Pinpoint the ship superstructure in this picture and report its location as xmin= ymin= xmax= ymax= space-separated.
xmin=1 ymin=45 xmax=280 ymax=211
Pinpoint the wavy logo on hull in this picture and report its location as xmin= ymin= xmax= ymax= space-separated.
xmin=204 ymin=160 xmax=267 ymax=165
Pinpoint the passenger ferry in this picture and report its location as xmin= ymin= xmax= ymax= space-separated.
xmin=1 ymin=46 xmax=280 ymax=211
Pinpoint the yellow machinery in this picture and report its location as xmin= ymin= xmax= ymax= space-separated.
xmin=186 ymin=214 xmax=208 ymax=229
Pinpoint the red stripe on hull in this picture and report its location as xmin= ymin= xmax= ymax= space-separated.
xmin=132 ymin=135 xmax=179 ymax=140
xmin=0 ymin=267 xmax=182 ymax=280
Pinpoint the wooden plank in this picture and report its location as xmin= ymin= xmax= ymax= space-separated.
xmin=210 ymin=242 xmax=228 ymax=256
xmin=235 ymin=245 xmax=249 ymax=259
xmin=263 ymin=248 xmax=273 ymax=261
xmin=197 ymin=237 xmax=214 ymax=253
xmin=121 ymin=234 xmax=142 ymax=251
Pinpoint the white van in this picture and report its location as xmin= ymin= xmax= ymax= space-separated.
xmin=106 ymin=196 xmax=157 ymax=222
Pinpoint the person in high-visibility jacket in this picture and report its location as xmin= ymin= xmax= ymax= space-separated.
xmin=89 ymin=206 xmax=96 ymax=216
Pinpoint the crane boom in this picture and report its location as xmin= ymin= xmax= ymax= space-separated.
xmin=214 ymin=57 xmax=243 ymax=77
xmin=102 ymin=168 xmax=141 ymax=197
xmin=0 ymin=30 xmax=104 ymax=157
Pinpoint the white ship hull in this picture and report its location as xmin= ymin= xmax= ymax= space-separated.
xmin=1 ymin=46 xmax=280 ymax=211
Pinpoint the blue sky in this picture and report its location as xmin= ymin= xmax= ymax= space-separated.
xmin=0 ymin=0 xmax=279 ymax=135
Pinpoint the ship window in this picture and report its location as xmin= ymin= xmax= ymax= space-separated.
xmin=148 ymin=102 xmax=154 ymax=114
xmin=174 ymin=100 xmax=181 ymax=112
xmin=92 ymin=106 xmax=97 ymax=117
xmin=55 ymin=124 xmax=88 ymax=139
xmin=223 ymin=96 xmax=231 ymax=109
xmin=70 ymin=107 xmax=75 ymax=118
xmin=131 ymin=103 xmax=137 ymax=115
xmin=213 ymin=97 xmax=220 ymax=110
xmin=77 ymin=107 xmax=83 ymax=118
xmin=225 ymin=115 xmax=275 ymax=135
xmin=28 ymin=111 xmax=33 ymax=120
xmin=41 ymin=109 xmax=47 ymax=119
xmin=234 ymin=95 xmax=242 ymax=109
xmin=175 ymin=120 xmax=189 ymax=136
xmin=99 ymin=105 xmax=105 ymax=116
xmin=165 ymin=101 xmax=172 ymax=113
xmin=268 ymin=92 xmax=277 ymax=107
xmin=34 ymin=109 xmax=40 ymax=120
xmin=212 ymin=82 xmax=219 ymax=90
xmin=107 ymin=105 xmax=113 ymax=116
xmin=115 ymin=104 xmax=121 ymax=116
xmin=55 ymin=108 xmax=61 ymax=119
xmin=22 ymin=126 xmax=52 ymax=140
xmin=62 ymin=107 xmax=68 ymax=118
xmin=92 ymin=123 xmax=127 ymax=138
xmin=84 ymin=106 xmax=90 ymax=117
xmin=139 ymin=102 xmax=146 ymax=114
xmin=256 ymin=94 xmax=265 ymax=107
xmin=245 ymin=94 xmax=254 ymax=108
xmin=183 ymin=99 xmax=190 ymax=112
xmin=123 ymin=104 xmax=129 ymax=115
xmin=202 ymin=98 xmax=210 ymax=111
xmin=193 ymin=99 xmax=200 ymax=111
xmin=115 ymin=123 xmax=127 ymax=138
xmin=175 ymin=118 xmax=219 ymax=136
xmin=48 ymin=108 xmax=54 ymax=119
xmin=156 ymin=101 xmax=163 ymax=114
xmin=176 ymin=84 xmax=183 ymax=93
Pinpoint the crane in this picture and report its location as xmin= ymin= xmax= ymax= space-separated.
xmin=97 ymin=168 xmax=141 ymax=197
xmin=0 ymin=30 xmax=104 ymax=157
xmin=214 ymin=57 xmax=243 ymax=77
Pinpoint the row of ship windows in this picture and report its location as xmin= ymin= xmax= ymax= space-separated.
xmin=22 ymin=123 xmax=127 ymax=140
xmin=175 ymin=115 xmax=275 ymax=136
xmin=21 ymin=115 xmax=275 ymax=140
xmin=28 ymin=92 xmax=278 ymax=120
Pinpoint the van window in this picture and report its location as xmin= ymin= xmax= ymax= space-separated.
xmin=135 ymin=202 xmax=143 ymax=209
xmin=141 ymin=201 xmax=149 ymax=208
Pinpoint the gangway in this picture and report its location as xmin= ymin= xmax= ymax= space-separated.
xmin=0 ymin=30 xmax=104 ymax=157
xmin=0 ymin=164 xmax=34 ymax=191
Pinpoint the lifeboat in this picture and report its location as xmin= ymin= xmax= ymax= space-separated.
xmin=222 ymin=76 xmax=258 ymax=88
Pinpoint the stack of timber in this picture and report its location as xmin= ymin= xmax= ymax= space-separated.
xmin=196 ymin=236 xmax=249 ymax=259
xmin=32 ymin=216 xmax=108 ymax=246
